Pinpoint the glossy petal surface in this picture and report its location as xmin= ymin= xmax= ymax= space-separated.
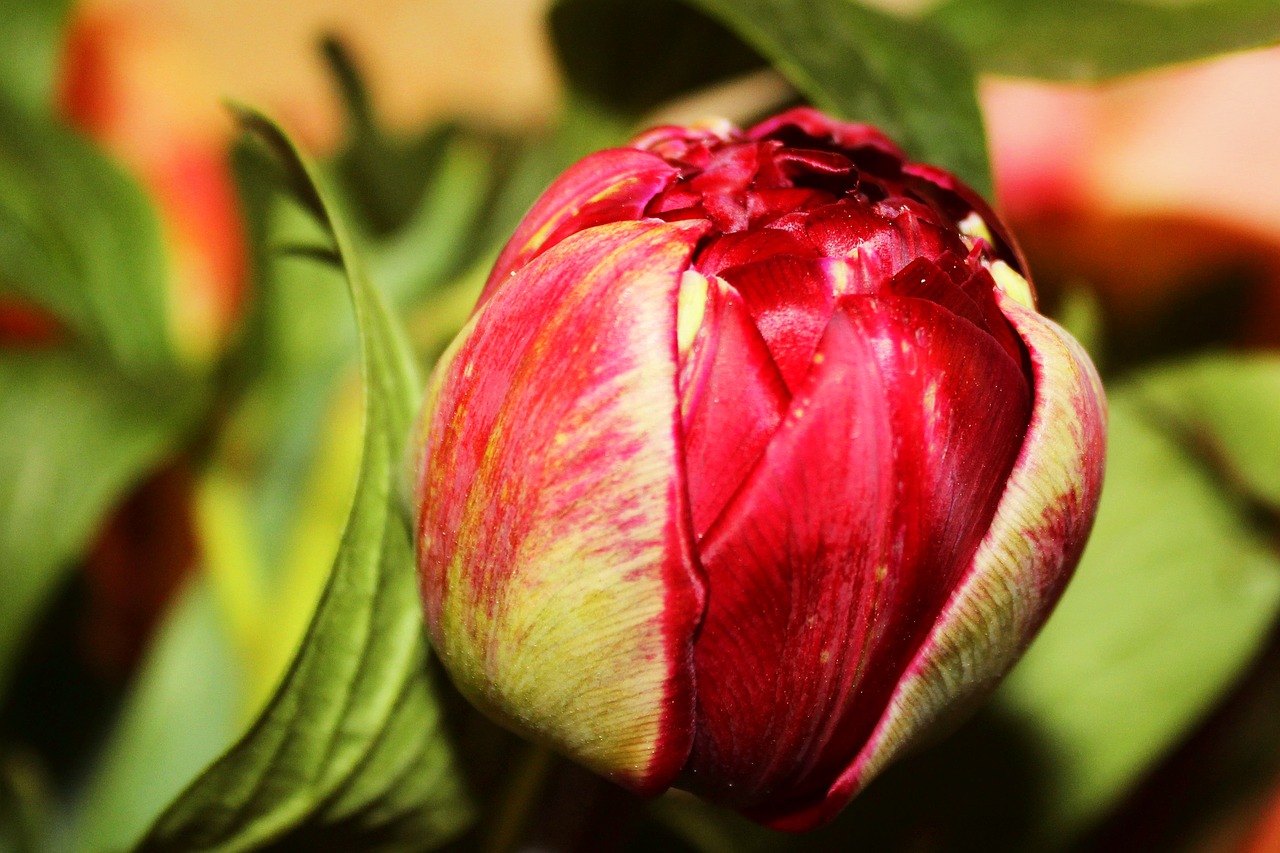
xmin=686 ymin=295 xmax=1031 ymax=817
xmin=678 ymin=275 xmax=791 ymax=538
xmin=417 ymin=220 xmax=707 ymax=794
xmin=780 ymin=293 xmax=1107 ymax=831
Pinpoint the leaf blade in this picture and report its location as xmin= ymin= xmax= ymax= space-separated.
xmin=931 ymin=0 xmax=1280 ymax=81
xmin=133 ymin=112 xmax=472 ymax=852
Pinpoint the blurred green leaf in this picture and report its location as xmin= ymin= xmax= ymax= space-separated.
xmin=993 ymin=360 xmax=1280 ymax=847
xmin=549 ymin=0 xmax=764 ymax=119
xmin=930 ymin=0 xmax=1280 ymax=81
xmin=0 ymin=353 xmax=198 ymax=691
xmin=75 ymin=578 xmax=246 ymax=853
xmin=549 ymin=0 xmax=992 ymax=196
xmin=0 ymin=0 xmax=73 ymax=115
xmin=0 ymin=98 xmax=175 ymax=374
xmin=1134 ymin=355 xmax=1280 ymax=512
xmin=0 ymin=92 xmax=195 ymax=698
xmin=0 ymin=752 xmax=50 ymax=853
xmin=133 ymin=110 xmax=472 ymax=852
xmin=317 ymin=36 xmax=520 ymax=309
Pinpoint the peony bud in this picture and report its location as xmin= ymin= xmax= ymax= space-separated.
xmin=413 ymin=108 xmax=1106 ymax=830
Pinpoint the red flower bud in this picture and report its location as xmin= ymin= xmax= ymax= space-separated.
xmin=413 ymin=108 xmax=1106 ymax=829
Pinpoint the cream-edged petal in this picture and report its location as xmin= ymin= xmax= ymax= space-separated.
xmin=775 ymin=294 xmax=1106 ymax=831
xmin=416 ymin=219 xmax=709 ymax=794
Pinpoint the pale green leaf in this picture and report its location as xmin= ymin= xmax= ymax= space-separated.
xmin=931 ymin=0 xmax=1280 ymax=81
xmin=1135 ymin=354 xmax=1280 ymax=511
xmin=75 ymin=579 xmax=246 ymax=853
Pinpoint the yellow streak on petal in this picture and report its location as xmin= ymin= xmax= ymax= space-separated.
xmin=958 ymin=211 xmax=995 ymax=248
xmin=677 ymin=270 xmax=710 ymax=360
xmin=989 ymin=260 xmax=1036 ymax=311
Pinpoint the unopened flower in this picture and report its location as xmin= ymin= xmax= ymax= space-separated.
xmin=413 ymin=108 xmax=1106 ymax=829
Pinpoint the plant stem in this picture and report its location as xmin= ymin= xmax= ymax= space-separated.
xmin=483 ymin=741 xmax=555 ymax=853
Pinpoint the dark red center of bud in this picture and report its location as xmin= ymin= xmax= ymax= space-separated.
xmin=629 ymin=113 xmax=1028 ymax=400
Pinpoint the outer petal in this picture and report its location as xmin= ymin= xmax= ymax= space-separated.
xmin=685 ymin=296 xmax=1030 ymax=816
xmin=416 ymin=219 xmax=708 ymax=794
xmin=774 ymin=293 xmax=1107 ymax=831
xmin=480 ymin=149 xmax=678 ymax=304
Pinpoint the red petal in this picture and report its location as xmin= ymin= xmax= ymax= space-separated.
xmin=480 ymin=149 xmax=678 ymax=305
xmin=795 ymin=293 xmax=1105 ymax=831
xmin=717 ymin=256 xmax=841 ymax=391
xmin=418 ymin=219 xmax=708 ymax=795
xmin=747 ymin=107 xmax=906 ymax=162
xmin=679 ymin=276 xmax=791 ymax=539
xmin=694 ymin=229 xmax=818 ymax=278
xmin=684 ymin=295 xmax=1031 ymax=820
xmin=886 ymin=256 xmax=1025 ymax=365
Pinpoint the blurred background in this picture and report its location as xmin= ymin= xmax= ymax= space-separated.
xmin=3 ymin=1 xmax=1280 ymax=851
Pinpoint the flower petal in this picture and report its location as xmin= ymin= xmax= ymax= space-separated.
xmin=786 ymin=295 xmax=1107 ymax=831
xmin=679 ymin=274 xmax=791 ymax=539
xmin=480 ymin=149 xmax=679 ymax=305
xmin=417 ymin=219 xmax=709 ymax=794
xmin=685 ymin=295 xmax=1031 ymax=818
xmin=717 ymin=256 xmax=839 ymax=391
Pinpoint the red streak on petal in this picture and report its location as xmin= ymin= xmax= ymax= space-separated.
xmin=481 ymin=149 xmax=678 ymax=305
xmin=420 ymin=219 xmax=709 ymax=794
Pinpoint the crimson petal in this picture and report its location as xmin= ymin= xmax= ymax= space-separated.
xmin=717 ymin=256 xmax=840 ymax=391
xmin=679 ymin=275 xmax=791 ymax=539
xmin=685 ymin=295 xmax=1031 ymax=821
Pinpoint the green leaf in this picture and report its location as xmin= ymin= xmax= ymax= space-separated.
xmin=1134 ymin=355 xmax=1280 ymax=512
xmin=688 ymin=0 xmax=991 ymax=196
xmin=133 ymin=110 xmax=472 ymax=852
xmin=0 ymin=752 xmax=50 ymax=853
xmin=549 ymin=0 xmax=764 ymax=119
xmin=75 ymin=578 xmax=247 ymax=853
xmin=0 ymin=97 xmax=175 ymax=374
xmin=992 ymin=363 xmax=1280 ymax=846
xmin=0 ymin=0 xmax=73 ymax=114
xmin=548 ymin=0 xmax=992 ymax=196
xmin=930 ymin=0 xmax=1280 ymax=81
xmin=0 ymin=352 xmax=198 ymax=691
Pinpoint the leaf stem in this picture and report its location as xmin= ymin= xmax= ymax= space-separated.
xmin=483 ymin=741 xmax=555 ymax=853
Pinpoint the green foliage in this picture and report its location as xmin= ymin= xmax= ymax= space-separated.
xmin=930 ymin=0 xmax=1280 ymax=80
xmin=0 ymin=354 xmax=198 ymax=691
xmin=76 ymin=579 xmax=247 ymax=852
xmin=0 ymin=97 xmax=196 ymax=692
xmin=549 ymin=0 xmax=993 ymax=196
xmin=0 ymin=98 xmax=175 ymax=373
xmin=991 ymin=357 xmax=1280 ymax=846
xmin=131 ymin=111 xmax=472 ymax=852
xmin=0 ymin=0 xmax=73 ymax=115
